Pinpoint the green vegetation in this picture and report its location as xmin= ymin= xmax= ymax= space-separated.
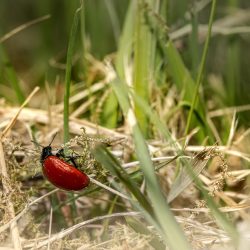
xmin=1 ymin=0 xmax=250 ymax=249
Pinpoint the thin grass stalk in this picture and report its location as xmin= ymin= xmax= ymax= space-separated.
xmin=63 ymin=4 xmax=82 ymax=143
xmin=184 ymin=0 xmax=217 ymax=136
xmin=63 ymin=3 xmax=82 ymax=222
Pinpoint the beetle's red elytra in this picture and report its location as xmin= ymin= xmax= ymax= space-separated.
xmin=42 ymin=154 xmax=90 ymax=191
xmin=35 ymin=135 xmax=90 ymax=191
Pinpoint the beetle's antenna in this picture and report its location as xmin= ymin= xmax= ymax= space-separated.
xmin=31 ymin=133 xmax=57 ymax=149
xmin=49 ymin=133 xmax=58 ymax=146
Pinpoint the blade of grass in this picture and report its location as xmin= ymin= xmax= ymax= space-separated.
xmin=184 ymin=0 xmax=217 ymax=136
xmin=115 ymin=0 xmax=136 ymax=80
xmin=132 ymin=124 xmax=192 ymax=250
xmin=167 ymin=149 xmax=211 ymax=203
xmin=63 ymin=2 xmax=82 ymax=223
xmin=64 ymin=4 xmax=82 ymax=143
xmin=101 ymin=91 xmax=119 ymax=128
xmin=133 ymin=1 xmax=156 ymax=137
xmin=104 ymin=0 xmax=120 ymax=44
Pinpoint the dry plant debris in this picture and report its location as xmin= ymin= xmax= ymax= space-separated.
xmin=1 ymin=100 xmax=250 ymax=249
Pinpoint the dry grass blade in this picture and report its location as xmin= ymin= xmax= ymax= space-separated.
xmin=0 ymin=106 xmax=124 ymax=138
xmin=0 ymin=142 xmax=22 ymax=250
xmin=183 ymin=145 xmax=250 ymax=163
xmin=209 ymin=104 xmax=250 ymax=118
xmin=168 ymin=148 xmax=213 ymax=203
xmin=1 ymin=86 xmax=40 ymax=138
xmin=47 ymin=207 xmax=53 ymax=250
xmin=226 ymin=112 xmax=237 ymax=147
xmin=89 ymin=177 xmax=130 ymax=200
xmin=0 ymin=15 xmax=50 ymax=43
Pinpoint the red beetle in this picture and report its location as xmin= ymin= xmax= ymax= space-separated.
xmin=35 ymin=135 xmax=90 ymax=191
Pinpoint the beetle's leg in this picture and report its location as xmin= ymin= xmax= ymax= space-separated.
xmin=56 ymin=148 xmax=65 ymax=158
xmin=56 ymin=149 xmax=80 ymax=168
xmin=68 ymin=156 xmax=78 ymax=168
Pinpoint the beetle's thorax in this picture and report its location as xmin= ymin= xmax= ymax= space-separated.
xmin=41 ymin=146 xmax=53 ymax=163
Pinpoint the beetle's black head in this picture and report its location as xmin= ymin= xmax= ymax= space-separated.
xmin=40 ymin=146 xmax=53 ymax=163
xmin=32 ymin=133 xmax=58 ymax=163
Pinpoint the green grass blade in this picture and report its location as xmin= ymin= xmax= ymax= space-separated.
xmin=64 ymin=4 xmax=82 ymax=143
xmin=164 ymin=40 xmax=197 ymax=104
xmin=63 ymin=3 xmax=82 ymax=220
xmin=104 ymin=0 xmax=120 ymax=44
xmin=133 ymin=124 xmax=192 ymax=250
xmin=185 ymin=0 xmax=217 ymax=136
xmin=100 ymin=91 xmax=118 ymax=128
xmin=115 ymin=0 xmax=136 ymax=80
xmin=133 ymin=1 xmax=156 ymax=136
xmin=110 ymin=78 xmax=130 ymax=113
xmin=167 ymin=149 xmax=210 ymax=203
